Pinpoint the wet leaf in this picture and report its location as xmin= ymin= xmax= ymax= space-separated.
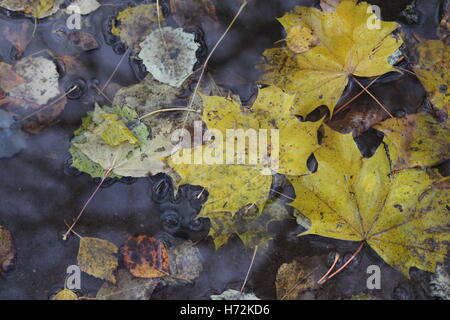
xmin=3 ymin=21 xmax=33 ymax=59
xmin=0 ymin=225 xmax=15 ymax=273
xmin=429 ymin=264 xmax=450 ymax=300
xmin=275 ymin=255 xmax=327 ymax=300
xmin=69 ymin=105 xmax=172 ymax=178
xmin=122 ymin=235 xmax=170 ymax=279
xmin=413 ymin=40 xmax=449 ymax=115
xmin=67 ymin=31 xmax=99 ymax=51
xmin=261 ymin=0 xmax=402 ymax=117
xmin=169 ymin=86 xmax=322 ymax=216
xmin=0 ymin=61 xmax=26 ymax=92
xmin=111 ymin=4 xmax=161 ymax=51
xmin=374 ymin=113 xmax=450 ymax=171
xmin=139 ymin=27 xmax=199 ymax=88
xmin=52 ymin=289 xmax=79 ymax=300
xmin=8 ymin=56 xmax=60 ymax=106
xmin=208 ymin=201 xmax=292 ymax=249
xmin=210 ymin=289 xmax=260 ymax=300
xmin=165 ymin=240 xmax=202 ymax=283
xmin=0 ymin=109 xmax=27 ymax=159
xmin=96 ymin=268 xmax=159 ymax=300
xmin=170 ymin=0 xmax=217 ymax=27
xmin=320 ymin=0 xmax=345 ymax=13
xmin=66 ymin=0 xmax=100 ymax=15
xmin=288 ymin=125 xmax=450 ymax=276
xmin=0 ymin=0 xmax=63 ymax=18
xmin=77 ymin=237 xmax=118 ymax=283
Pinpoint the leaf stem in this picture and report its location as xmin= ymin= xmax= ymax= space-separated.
xmin=139 ymin=107 xmax=197 ymax=121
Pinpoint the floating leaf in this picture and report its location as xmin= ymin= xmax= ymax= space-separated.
xmin=139 ymin=27 xmax=199 ymax=88
xmin=413 ymin=40 xmax=449 ymax=115
xmin=0 ymin=225 xmax=15 ymax=273
xmin=0 ymin=0 xmax=63 ymax=18
xmin=52 ymin=289 xmax=79 ymax=300
xmin=375 ymin=113 xmax=450 ymax=171
xmin=69 ymin=105 xmax=172 ymax=178
xmin=8 ymin=56 xmax=60 ymax=106
xmin=77 ymin=237 xmax=119 ymax=283
xmin=66 ymin=0 xmax=100 ymax=15
xmin=111 ymin=4 xmax=161 ymax=51
xmin=288 ymin=125 xmax=450 ymax=276
xmin=261 ymin=0 xmax=402 ymax=117
xmin=122 ymin=235 xmax=170 ymax=279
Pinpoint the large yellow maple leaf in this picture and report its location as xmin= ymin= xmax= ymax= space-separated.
xmin=288 ymin=125 xmax=449 ymax=276
xmin=168 ymin=86 xmax=322 ymax=215
xmin=413 ymin=40 xmax=449 ymax=115
xmin=261 ymin=0 xmax=402 ymax=117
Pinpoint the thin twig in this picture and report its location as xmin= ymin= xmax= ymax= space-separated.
xmin=240 ymin=245 xmax=258 ymax=293
xmin=317 ymin=252 xmax=340 ymax=284
xmin=100 ymin=47 xmax=131 ymax=93
xmin=352 ymin=76 xmax=394 ymax=118
xmin=63 ymin=167 xmax=114 ymax=240
xmin=139 ymin=107 xmax=197 ymax=121
xmin=334 ymin=75 xmax=381 ymax=116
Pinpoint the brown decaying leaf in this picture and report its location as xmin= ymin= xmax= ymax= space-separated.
xmin=3 ymin=21 xmax=33 ymax=59
xmin=77 ymin=237 xmax=119 ymax=283
xmin=122 ymin=235 xmax=170 ymax=279
xmin=0 ymin=62 xmax=26 ymax=92
xmin=67 ymin=31 xmax=99 ymax=51
xmin=275 ymin=255 xmax=328 ymax=300
xmin=170 ymin=0 xmax=217 ymax=26
xmin=0 ymin=225 xmax=15 ymax=273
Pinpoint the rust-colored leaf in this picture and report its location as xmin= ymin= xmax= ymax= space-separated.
xmin=0 ymin=62 xmax=26 ymax=92
xmin=3 ymin=21 xmax=33 ymax=59
xmin=122 ymin=235 xmax=170 ymax=279
xmin=0 ymin=225 xmax=15 ymax=273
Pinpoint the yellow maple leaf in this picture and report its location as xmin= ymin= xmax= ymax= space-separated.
xmin=413 ymin=40 xmax=450 ymax=115
xmin=374 ymin=113 xmax=450 ymax=171
xmin=168 ymin=86 xmax=322 ymax=215
xmin=77 ymin=237 xmax=118 ymax=283
xmin=261 ymin=0 xmax=402 ymax=117
xmin=288 ymin=125 xmax=449 ymax=276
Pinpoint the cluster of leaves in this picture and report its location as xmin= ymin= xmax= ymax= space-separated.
xmin=65 ymin=1 xmax=449 ymax=280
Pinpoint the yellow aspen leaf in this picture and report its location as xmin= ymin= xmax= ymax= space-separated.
xmin=374 ymin=113 xmax=450 ymax=171
xmin=261 ymin=0 xmax=402 ymax=117
xmin=288 ymin=125 xmax=450 ymax=277
xmin=94 ymin=114 xmax=138 ymax=146
xmin=52 ymin=289 xmax=79 ymax=300
xmin=286 ymin=25 xmax=319 ymax=54
xmin=77 ymin=237 xmax=119 ymax=283
xmin=413 ymin=40 xmax=450 ymax=115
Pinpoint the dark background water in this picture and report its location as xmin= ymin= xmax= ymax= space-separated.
xmin=0 ymin=0 xmax=447 ymax=300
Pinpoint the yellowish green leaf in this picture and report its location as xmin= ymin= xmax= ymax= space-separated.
xmin=77 ymin=237 xmax=119 ymax=283
xmin=52 ymin=289 xmax=79 ymax=300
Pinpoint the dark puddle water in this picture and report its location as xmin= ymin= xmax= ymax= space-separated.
xmin=0 ymin=0 xmax=446 ymax=299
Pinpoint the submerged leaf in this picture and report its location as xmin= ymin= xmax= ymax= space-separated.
xmin=111 ymin=4 xmax=161 ymax=51
xmin=0 ymin=0 xmax=63 ymax=18
xmin=77 ymin=237 xmax=119 ymax=283
xmin=0 ymin=109 xmax=27 ymax=159
xmin=375 ymin=113 xmax=450 ymax=170
xmin=289 ymin=125 xmax=450 ymax=276
xmin=139 ymin=27 xmax=199 ymax=88
xmin=96 ymin=268 xmax=159 ymax=300
xmin=261 ymin=0 xmax=402 ymax=117
xmin=165 ymin=241 xmax=202 ymax=282
xmin=413 ymin=40 xmax=449 ymax=115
